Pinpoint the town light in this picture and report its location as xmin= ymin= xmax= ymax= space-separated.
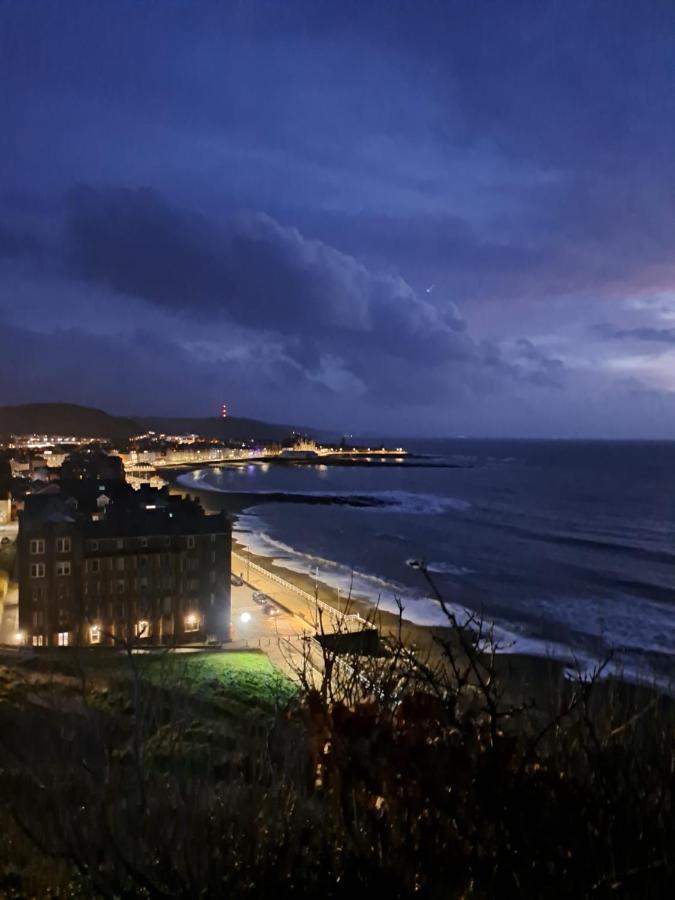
xmin=239 ymin=611 xmax=251 ymax=624
xmin=14 ymin=631 xmax=26 ymax=645
xmin=90 ymin=624 xmax=101 ymax=644
xmin=184 ymin=613 xmax=199 ymax=632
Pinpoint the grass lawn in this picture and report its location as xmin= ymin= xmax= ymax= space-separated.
xmin=142 ymin=650 xmax=295 ymax=707
xmin=9 ymin=646 xmax=295 ymax=711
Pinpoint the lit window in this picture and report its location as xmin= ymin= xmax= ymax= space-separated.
xmin=32 ymin=634 xmax=44 ymax=647
xmin=56 ymin=561 xmax=71 ymax=576
xmin=90 ymin=624 xmax=101 ymax=644
xmin=57 ymin=631 xmax=69 ymax=647
xmin=30 ymin=563 xmax=45 ymax=578
xmin=135 ymin=619 xmax=150 ymax=638
xmin=30 ymin=539 xmax=45 ymax=555
xmin=184 ymin=613 xmax=200 ymax=633
xmin=56 ymin=537 xmax=71 ymax=553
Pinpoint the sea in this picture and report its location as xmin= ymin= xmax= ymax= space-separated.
xmin=179 ymin=440 xmax=675 ymax=689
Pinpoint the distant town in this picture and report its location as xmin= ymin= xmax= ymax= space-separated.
xmin=0 ymin=403 xmax=406 ymax=651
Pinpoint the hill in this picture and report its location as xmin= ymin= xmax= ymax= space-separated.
xmin=0 ymin=404 xmax=308 ymax=444
xmin=0 ymin=403 xmax=139 ymax=442
xmin=135 ymin=415 xmax=310 ymax=443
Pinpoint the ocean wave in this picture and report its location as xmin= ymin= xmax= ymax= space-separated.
xmin=426 ymin=560 xmax=473 ymax=576
xmin=181 ymin=472 xmax=471 ymax=516
xmin=366 ymin=491 xmax=470 ymax=514
xmin=234 ymin=515 xmax=674 ymax=692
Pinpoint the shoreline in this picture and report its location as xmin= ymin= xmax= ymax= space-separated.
xmin=168 ymin=468 xmax=673 ymax=703
xmin=168 ymin=469 xmax=575 ymax=702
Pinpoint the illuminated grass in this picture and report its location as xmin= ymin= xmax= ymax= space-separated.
xmin=141 ymin=650 xmax=295 ymax=707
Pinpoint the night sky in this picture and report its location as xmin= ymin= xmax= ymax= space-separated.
xmin=2 ymin=1 xmax=675 ymax=437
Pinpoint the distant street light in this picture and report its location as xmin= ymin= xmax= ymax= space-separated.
xmin=240 ymin=612 xmax=251 ymax=624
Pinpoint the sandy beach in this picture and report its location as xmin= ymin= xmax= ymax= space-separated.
xmin=168 ymin=467 xmax=573 ymax=704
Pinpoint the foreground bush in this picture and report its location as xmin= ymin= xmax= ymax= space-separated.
xmin=0 ymin=602 xmax=672 ymax=898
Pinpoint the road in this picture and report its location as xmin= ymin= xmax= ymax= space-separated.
xmin=229 ymin=579 xmax=317 ymax=680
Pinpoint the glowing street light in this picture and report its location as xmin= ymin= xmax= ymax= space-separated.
xmin=239 ymin=611 xmax=251 ymax=624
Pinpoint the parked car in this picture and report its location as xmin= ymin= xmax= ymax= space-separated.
xmin=230 ymin=574 xmax=244 ymax=587
xmin=263 ymin=603 xmax=280 ymax=617
xmin=252 ymin=591 xmax=270 ymax=605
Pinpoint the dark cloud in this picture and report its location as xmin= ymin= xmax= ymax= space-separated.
xmin=65 ymin=186 xmax=475 ymax=366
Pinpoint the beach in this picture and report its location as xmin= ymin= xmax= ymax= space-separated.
xmin=167 ymin=466 xmax=577 ymax=705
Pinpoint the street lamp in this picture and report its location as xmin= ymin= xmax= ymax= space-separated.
xmin=313 ymin=565 xmax=319 ymax=629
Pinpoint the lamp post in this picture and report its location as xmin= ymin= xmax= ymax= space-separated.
xmin=313 ymin=565 xmax=319 ymax=630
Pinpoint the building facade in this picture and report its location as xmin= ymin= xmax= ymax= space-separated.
xmin=18 ymin=484 xmax=231 ymax=647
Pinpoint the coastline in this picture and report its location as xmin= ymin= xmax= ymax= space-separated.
xmin=168 ymin=465 xmax=674 ymax=703
xmin=167 ymin=467 xmax=574 ymax=703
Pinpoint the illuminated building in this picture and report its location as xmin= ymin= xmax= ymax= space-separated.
xmin=18 ymin=484 xmax=231 ymax=647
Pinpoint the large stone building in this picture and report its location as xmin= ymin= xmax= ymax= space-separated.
xmin=18 ymin=482 xmax=231 ymax=647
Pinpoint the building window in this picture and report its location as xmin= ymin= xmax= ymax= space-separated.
xmin=57 ymin=631 xmax=69 ymax=647
xmin=87 ymin=558 xmax=100 ymax=574
xmin=90 ymin=624 xmax=101 ymax=644
xmin=117 ymin=579 xmax=126 ymax=593
xmin=32 ymin=634 xmax=44 ymax=647
xmin=140 ymin=537 xmax=148 ymax=548
xmin=210 ymin=571 xmax=216 ymax=584
xmin=135 ymin=620 xmax=150 ymax=638
xmin=210 ymin=534 xmax=216 ymax=544
xmin=184 ymin=613 xmax=200 ymax=632
xmin=56 ymin=561 xmax=71 ymax=577
xmin=89 ymin=539 xmax=99 ymax=551
xmin=188 ymin=558 xmax=199 ymax=571
xmin=32 ymin=588 xmax=43 ymax=604
xmin=30 ymin=562 xmax=45 ymax=578
xmin=32 ymin=611 xmax=44 ymax=627
xmin=30 ymin=539 xmax=45 ymax=555
xmin=116 ymin=539 xmax=124 ymax=550
xmin=116 ymin=557 xmax=125 ymax=572
xmin=56 ymin=537 xmax=71 ymax=553
xmin=187 ymin=536 xmax=196 ymax=549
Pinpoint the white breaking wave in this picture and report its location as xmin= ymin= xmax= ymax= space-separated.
xmin=177 ymin=472 xmax=470 ymax=516
xmin=426 ymin=560 xmax=474 ymax=576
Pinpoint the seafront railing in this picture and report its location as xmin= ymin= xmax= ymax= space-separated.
xmin=232 ymin=551 xmax=366 ymax=626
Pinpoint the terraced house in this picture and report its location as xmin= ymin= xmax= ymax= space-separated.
xmin=18 ymin=482 xmax=231 ymax=647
